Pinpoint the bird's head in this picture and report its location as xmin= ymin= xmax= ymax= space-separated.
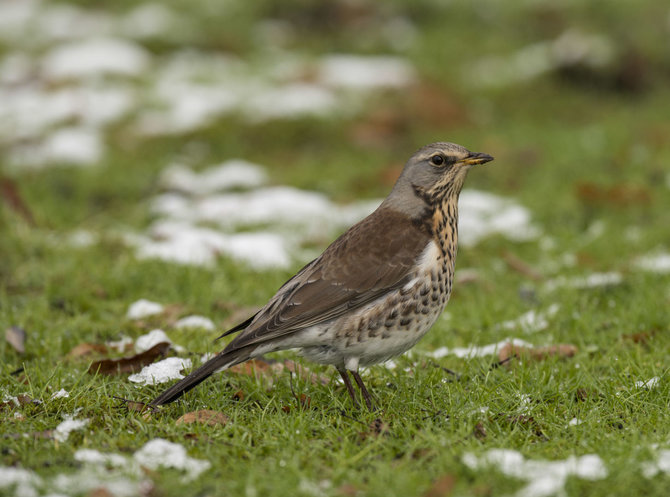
xmin=383 ymin=142 xmax=494 ymax=217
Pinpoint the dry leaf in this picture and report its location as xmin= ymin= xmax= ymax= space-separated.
xmin=279 ymin=359 xmax=331 ymax=385
xmin=67 ymin=343 xmax=109 ymax=359
xmin=229 ymin=358 xmax=273 ymax=377
xmin=0 ymin=177 xmax=35 ymax=225
xmin=176 ymin=410 xmax=229 ymax=427
xmin=498 ymin=343 xmax=577 ymax=363
xmin=424 ymin=475 xmax=456 ymax=497
xmin=576 ymin=182 xmax=651 ymax=208
xmin=86 ymin=487 xmax=114 ymax=497
xmin=473 ymin=422 xmax=487 ymax=440
xmin=232 ymin=390 xmax=245 ymax=401
xmin=502 ymin=252 xmax=543 ymax=281
xmin=88 ymin=342 xmax=171 ymax=375
xmin=5 ymin=326 xmax=26 ymax=354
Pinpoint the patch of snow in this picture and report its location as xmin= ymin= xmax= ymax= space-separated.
xmin=0 ymin=466 xmax=41 ymax=497
xmin=10 ymin=126 xmax=103 ymax=168
xmin=128 ymin=357 xmax=192 ymax=385
xmin=459 ymin=190 xmax=540 ymax=246
xmin=427 ymin=338 xmax=533 ymax=359
xmin=634 ymin=253 xmax=670 ymax=273
xmin=497 ymin=304 xmax=560 ymax=334
xmin=134 ymin=439 xmax=211 ymax=481
xmin=74 ymin=449 xmax=128 ymax=468
xmin=318 ymin=55 xmax=416 ymax=89
xmin=174 ymin=315 xmax=216 ymax=331
xmin=134 ymin=329 xmax=172 ymax=353
xmin=107 ymin=335 xmax=133 ymax=352
xmin=50 ymin=389 xmax=70 ymax=400
xmin=54 ymin=415 xmax=90 ymax=442
xmin=159 ymin=160 xmax=268 ymax=195
xmin=462 ymin=449 xmax=607 ymax=497
xmin=642 ymin=449 xmax=670 ymax=478
xmin=244 ymin=83 xmax=337 ymax=121
xmin=568 ymin=418 xmax=583 ymax=426
xmin=120 ymin=3 xmax=181 ymax=39
xmin=41 ymin=37 xmax=150 ymax=80
xmin=126 ymin=299 xmax=164 ymax=319
xmin=634 ymin=377 xmax=660 ymax=389
xmin=545 ymin=272 xmax=623 ymax=291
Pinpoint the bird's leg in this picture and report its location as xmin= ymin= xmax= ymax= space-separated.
xmin=338 ymin=368 xmax=359 ymax=408
xmin=351 ymin=371 xmax=374 ymax=411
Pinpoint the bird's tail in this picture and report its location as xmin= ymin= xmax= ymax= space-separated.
xmin=150 ymin=348 xmax=250 ymax=406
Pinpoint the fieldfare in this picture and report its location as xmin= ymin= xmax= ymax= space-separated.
xmin=151 ymin=142 xmax=494 ymax=410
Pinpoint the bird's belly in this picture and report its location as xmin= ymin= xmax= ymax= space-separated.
xmin=299 ymin=266 xmax=451 ymax=368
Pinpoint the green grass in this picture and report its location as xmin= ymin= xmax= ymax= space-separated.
xmin=2 ymin=1 xmax=670 ymax=496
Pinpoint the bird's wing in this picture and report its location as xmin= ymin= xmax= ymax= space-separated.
xmin=224 ymin=207 xmax=433 ymax=352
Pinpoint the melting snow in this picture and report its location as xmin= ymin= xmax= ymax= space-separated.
xmin=126 ymin=299 xmax=164 ymax=319
xmin=497 ymin=304 xmax=560 ymax=334
xmin=159 ymin=160 xmax=268 ymax=195
xmin=462 ymin=449 xmax=608 ymax=497
xmin=128 ymin=357 xmax=191 ymax=385
xmin=427 ymin=338 xmax=533 ymax=359
xmin=134 ymin=439 xmax=211 ymax=481
xmin=50 ymin=389 xmax=70 ymax=400
xmin=54 ymin=415 xmax=90 ymax=442
xmin=318 ymin=55 xmax=416 ymax=89
xmin=642 ymin=449 xmax=670 ymax=478
xmin=544 ymin=272 xmax=623 ymax=292
xmin=634 ymin=377 xmax=660 ymax=389
xmin=634 ymin=253 xmax=670 ymax=273
xmin=41 ymin=37 xmax=150 ymax=80
xmin=174 ymin=315 xmax=216 ymax=331
xmin=134 ymin=329 xmax=173 ymax=353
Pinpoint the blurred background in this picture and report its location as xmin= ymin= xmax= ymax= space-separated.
xmin=1 ymin=0 xmax=669 ymax=309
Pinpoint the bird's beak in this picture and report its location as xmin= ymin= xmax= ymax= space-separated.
xmin=459 ymin=152 xmax=494 ymax=166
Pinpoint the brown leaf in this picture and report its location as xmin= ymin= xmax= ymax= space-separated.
xmin=176 ymin=410 xmax=229 ymax=427
xmin=498 ymin=343 xmax=577 ymax=363
xmin=0 ymin=177 xmax=35 ymax=225
xmin=5 ymin=326 xmax=26 ymax=354
xmin=87 ymin=488 xmax=114 ymax=497
xmin=228 ymin=358 xmax=273 ymax=377
xmin=67 ymin=343 xmax=109 ymax=359
xmin=424 ymin=475 xmax=456 ymax=497
xmin=279 ymin=359 xmax=330 ymax=385
xmin=576 ymin=182 xmax=651 ymax=208
xmin=232 ymin=390 xmax=245 ymax=401
xmin=88 ymin=342 xmax=171 ymax=375
xmin=473 ymin=422 xmax=487 ymax=440
xmin=337 ymin=484 xmax=361 ymax=497
xmin=622 ymin=330 xmax=655 ymax=344
xmin=502 ymin=252 xmax=543 ymax=281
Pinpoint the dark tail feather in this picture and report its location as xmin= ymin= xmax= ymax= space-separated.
xmin=150 ymin=348 xmax=250 ymax=406
xmin=216 ymin=313 xmax=257 ymax=341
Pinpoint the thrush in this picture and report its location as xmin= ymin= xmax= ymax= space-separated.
xmin=151 ymin=142 xmax=493 ymax=410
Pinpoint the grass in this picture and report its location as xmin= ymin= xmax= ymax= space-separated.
xmin=2 ymin=0 xmax=670 ymax=496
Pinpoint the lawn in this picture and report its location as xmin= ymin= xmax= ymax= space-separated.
xmin=1 ymin=1 xmax=669 ymax=496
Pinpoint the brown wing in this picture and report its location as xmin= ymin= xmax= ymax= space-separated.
xmin=224 ymin=207 xmax=432 ymax=352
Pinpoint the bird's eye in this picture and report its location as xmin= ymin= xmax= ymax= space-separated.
xmin=430 ymin=155 xmax=445 ymax=166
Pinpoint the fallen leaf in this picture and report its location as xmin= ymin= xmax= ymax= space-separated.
xmin=86 ymin=487 xmax=114 ymax=497
xmin=576 ymin=182 xmax=651 ymax=208
xmin=502 ymin=252 xmax=543 ymax=281
xmin=424 ymin=475 xmax=456 ymax=497
xmin=5 ymin=326 xmax=26 ymax=354
xmin=67 ymin=343 xmax=109 ymax=359
xmin=232 ymin=390 xmax=245 ymax=401
xmin=337 ymin=484 xmax=361 ymax=497
xmin=279 ymin=359 xmax=331 ymax=385
xmin=473 ymin=422 xmax=487 ymax=440
xmin=0 ymin=177 xmax=35 ymax=225
xmin=498 ymin=343 xmax=577 ymax=363
xmin=228 ymin=358 xmax=273 ymax=377
xmin=622 ymin=330 xmax=654 ymax=344
xmin=176 ymin=410 xmax=229 ymax=427
xmin=88 ymin=342 xmax=171 ymax=375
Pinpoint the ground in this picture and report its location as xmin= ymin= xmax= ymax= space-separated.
xmin=1 ymin=1 xmax=669 ymax=496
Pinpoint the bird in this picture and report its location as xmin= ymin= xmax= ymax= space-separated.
xmin=150 ymin=142 xmax=493 ymax=410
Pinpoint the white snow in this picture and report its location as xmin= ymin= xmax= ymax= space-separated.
xmin=126 ymin=299 xmax=164 ymax=319
xmin=634 ymin=253 xmax=670 ymax=273
xmin=41 ymin=37 xmax=150 ymax=80
xmin=568 ymin=418 xmax=583 ymax=426
xmin=545 ymin=272 xmax=623 ymax=291
xmin=50 ymin=389 xmax=70 ymax=400
xmin=107 ymin=335 xmax=133 ymax=352
xmin=642 ymin=449 xmax=670 ymax=478
xmin=634 ymin=377 xmax=660 ymax=389
xmin=244 ymin=83 xmax=337 ymax=121
xmin=497 ymin=304 xmax=560 ymax=334
xmin=174 ymin=315 xmax=216 ymax=331
xmin=159 ymin=160 xmax=268 ymax=195
xmin=318 ymin=55 xmax=416 ymax=89
xmin=462 ymin=449 xmax=607 ymax=497
xmin=74 ymin=449 xmax=129 ymax=468
xmin=134 ymin=329 xmax=172 ymax=353
xmin=134 ymin=439 xmax=211 ymax=481
xmin=54 ymin=415 xmax=90 ymax=442
xmin=10 ymin=126 xmax=104 ymax=168
xmin=128 ymin=357 xmax=192 ymax=385
xmin=0 ymin=466 xmax=41 ymax=497
xmin=459 ymin=190 xmax=540 ymax=246
xmin=427 ymin=338 xmax=533 ymax=359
